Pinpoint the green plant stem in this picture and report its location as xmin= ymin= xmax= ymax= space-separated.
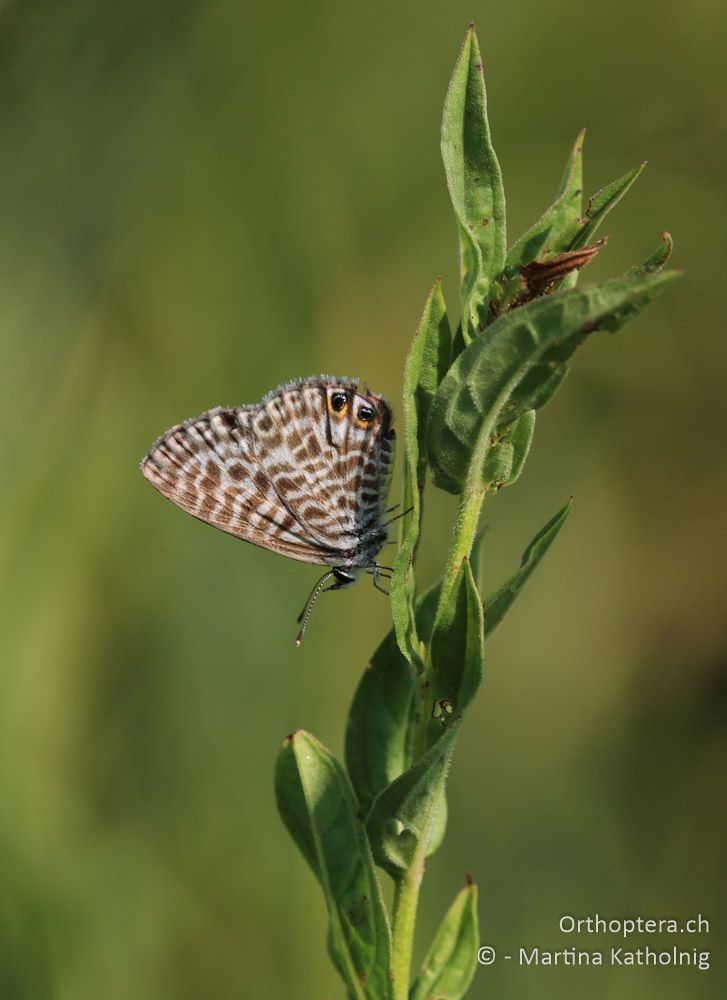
xmin=391 ymin=848 xmax=425 ymax=1000
xmin=410 ymin=439 xmax=488 ymax=763
xmin=437 ymin=482 xmax=486 ymax=626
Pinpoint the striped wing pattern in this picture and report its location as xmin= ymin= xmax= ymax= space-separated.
xmin=141 ymin=377 xmax=395 ymax=569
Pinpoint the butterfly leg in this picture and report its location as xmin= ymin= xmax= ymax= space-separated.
xmin=370 ymin=563 xmax=392 ymax=596
xmin=382 ymin=505 xmax=414 ymax=529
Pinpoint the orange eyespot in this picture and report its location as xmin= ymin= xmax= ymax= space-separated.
xmin=329 ymin=391 xmax=348 ymax=414
xmin=353 ymin=403 xmax=378 ymax=430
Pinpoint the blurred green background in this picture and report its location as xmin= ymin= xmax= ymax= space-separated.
xmin=1 ymin=1 xmax=725 ymax=998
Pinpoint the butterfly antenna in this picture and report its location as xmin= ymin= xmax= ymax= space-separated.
xmin=295 ymin=570 xmax=336 ymax=646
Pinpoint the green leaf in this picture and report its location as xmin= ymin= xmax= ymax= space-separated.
xmin=568 ymin=161 xmax=646 ymax=253
xmin=485 ymin=499 xmax=572 ymax=636
xmin=345 ymin=629 xmax=413 ymax=817
xmin=505 ymin=128 xmax=585 ymax=275
xmin=410 ymin=881 xmax=479 ymax=1000
xmin=480 ymin=408 xmax=535 ymax=492
xmin=424 ymin=787 xmax=449 ymax=860
xmin=275 ymin=731 xmax=392 ymax=999
xmin=429 ymin=559 xmax=485 ymax=745
xmin=450 ymin=322 xmax=467 ymax=362
xmin=626 ymin=230 xmax=674 ymax=276
xmin=366 ymin=727 xmax=458 ymax=879
xmin=503 ymin=407 xmax=535 ymax=486
xmin=468 ymin=529 xmax=486 ymax=591
xmin=441 ymin=24 xmax=506 ymax=344
xmin=346 ymin=579 xmax=446 ymax=816
xmin=426 ymin=269 xmax=680 ymax=494
xmin=391 ymin=280 xmax=451 ymax=664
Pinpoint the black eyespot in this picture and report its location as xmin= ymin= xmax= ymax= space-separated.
xmin=331 ymin=392 xmax=348 ymax=412
xmin=358 ymin=405 xmax=375 ymax=423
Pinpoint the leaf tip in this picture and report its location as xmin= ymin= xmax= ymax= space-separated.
xmin=465 ymin=869 xmax=475 ymax=886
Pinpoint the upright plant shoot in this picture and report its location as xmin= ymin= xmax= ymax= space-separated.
xmin=275 ymin=24 xmax=679 ymax=1000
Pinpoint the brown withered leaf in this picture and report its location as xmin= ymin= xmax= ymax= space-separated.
xmin=515 ymin=238 xmax=608 ymax=305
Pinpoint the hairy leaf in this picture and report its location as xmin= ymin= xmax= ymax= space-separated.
xmin=344 ymin=629 xmax=413 ymax=818
xmin=346 ymin=578 xmax=451 ymax=869
xmin=391 ymin=280 xmax=451 ymax=664
xmin=366 ymin=727 xmax=458 ymax=878
xmin=429 ymin=559 xmax=485 ymax=745
xmin=505 ymin=128 xmax=585 ymax=275
xmin=569 ymin=161 xmax=646 ymax=253
xmin=426 ymin=270 xmax=680 ymax=494
xmin=275 ymin=731 xmax=392 ymax=999
xmin=626 ymin=230 xmax=674 ymax=276
xmin=480 ymin=408 xmax=535 ymax=492
xmin=442 ymin=24 xmax=506 ymax=343
xmin=410 ymin=881 xmax=479 ymax=1000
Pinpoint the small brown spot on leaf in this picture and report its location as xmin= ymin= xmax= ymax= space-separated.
xmin=481 ymin=217 xmax=489 ymax=225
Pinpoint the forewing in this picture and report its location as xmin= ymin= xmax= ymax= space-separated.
xmin=141 ymin=406 xmax=339 ymax=565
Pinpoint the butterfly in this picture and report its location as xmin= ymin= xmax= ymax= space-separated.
xmin=140 ymin=376 xmax=396 ymax=643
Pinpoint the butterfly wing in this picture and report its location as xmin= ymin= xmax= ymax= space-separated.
xmin=250 ymin=380 xmax=360 ymax=553
xmin=250 ymin=379 xmax=394 ymax=566
xmin=141 ymin=406 xmax=343 ymax=565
